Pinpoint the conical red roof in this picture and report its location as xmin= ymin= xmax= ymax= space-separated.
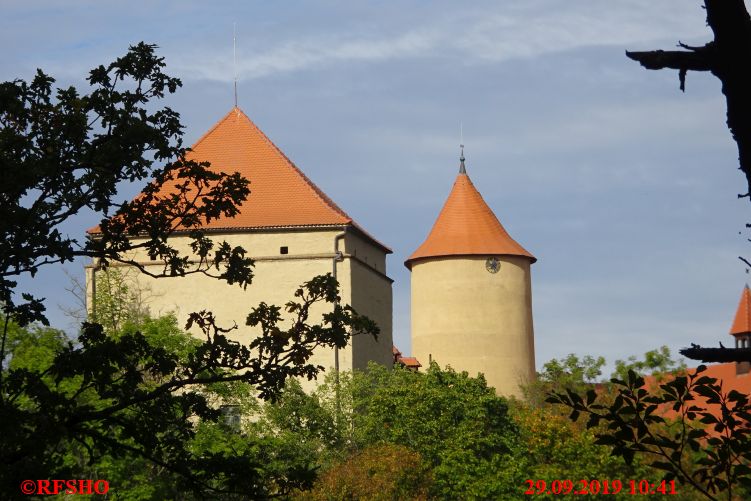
xmin=730 ymin=285 xmax=751 ymax=336
xmin=405 ymin=170 xmax=535 ymax=269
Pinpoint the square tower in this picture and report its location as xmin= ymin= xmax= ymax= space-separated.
xmin=86 ymin=108 xmax=393 ymax=391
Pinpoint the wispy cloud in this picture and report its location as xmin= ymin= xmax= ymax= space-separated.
xmin=248 ymin=29 xmax=439 ymax=78
xmin=172 ymin=1 xmax=711 ymax=82
xmin=455 ymin=1 xmax=709 ymax=63
xmin=172 ymin=28 xmax=442 ymax=81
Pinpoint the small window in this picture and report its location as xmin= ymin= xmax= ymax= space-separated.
xmin=220 ymin=404 xmax=241 ymax=431
xmin=280 ymin=246 xmax=289 ymax=255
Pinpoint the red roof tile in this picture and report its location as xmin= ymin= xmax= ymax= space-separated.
xmin=399 ymin=357 xmax=422 ymax=369
xmin=392 ymin=345 xmax=421 ymax=369
xmin=405 ymin=171 xmax=535 ymax=269
xmin=184 ymin=107 xmax=350 ymax=228
xmin=90 ymin=107 xmax=389 ymax=252
xmin=645 ymin=363 xmax=751 ymax=428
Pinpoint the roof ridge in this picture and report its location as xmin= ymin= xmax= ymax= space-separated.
xmin=189 ymin=106 xmax=240 ymax=153
xmin=232 ymin=108 xmax=353 ymax=223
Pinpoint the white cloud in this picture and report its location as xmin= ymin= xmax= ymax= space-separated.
xmin=171 ymin=1 xmax=712 ymax=82
xmin=456 ymin=1 xmax=710 ymax=63
xmin=172 ymin=28 xmax=441 ymax=81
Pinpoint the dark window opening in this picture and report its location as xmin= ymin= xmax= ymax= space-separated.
xmin=280 ymin=246 xmax=288 ymax=255
xmin=220 ymin=404 xmax=241 ymax=431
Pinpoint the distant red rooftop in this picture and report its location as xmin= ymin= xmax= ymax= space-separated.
xmin=644 ymin=362 xmax=751 ymax=429
xmin=392 ymin=345 xmax=422 ymax=370
xmin=730 ymin=285 xmax=751 ymax=336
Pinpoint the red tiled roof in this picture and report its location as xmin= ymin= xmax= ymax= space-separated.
xmin=405 ymin=171 xmax=534 ymax=269
xmin=399 ymin=357 xmax=422 ymax=369
xmin=184 ymin=107 xmax=350 ymax=228
xmin=392 ymin=345 xmax=421 ymax=369
xmin=645 ymin=364 xmax=751 ymax=396
xmin=89 ymin=107 xmax=390 ymax=252
xmin=698 ymin=363 xmax=751 ymax=394
xmin=730 ymin=285 xmax=751 ymax=336
xmin=644 ymin=363 xmax=751 ymax=427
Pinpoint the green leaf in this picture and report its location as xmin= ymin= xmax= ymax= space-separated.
xmin=586 ymin=413 xmax=600 ymax=429
xmin=585 ymin=389 xmax=597 ymax=406
xmin=650 ymin=461 xmax=675 ymax=472
xmin=594 ymin=435 xmax=618 ymax=446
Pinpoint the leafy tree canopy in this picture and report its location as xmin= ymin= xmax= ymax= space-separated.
xmin=0 ymin=41 xmax=253 ymax=326
xmin=548 ymin=366 xmax=751 ymax=501
xmin=612 ymin=345 xmax=686 ymax=382
xmin=0 ymin=44 xmax=378 ymax=497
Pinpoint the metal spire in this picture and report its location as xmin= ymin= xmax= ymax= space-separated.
xmin=233 ymin=23 xmax=238 ymax=108
xmin=459 ymin=121 xmax=466 ymax=174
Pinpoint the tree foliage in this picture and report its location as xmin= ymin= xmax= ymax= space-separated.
xmin=6 ymin=324 xmax=700 ymax=499
xmin=247 ymin=361 xmax=672 ymax=500
xmin=301 ymin=444 xmax=432 ymax=501
xmin=522 ymin=353 xmax=605 ymax=408
xmin=547 ymin=366 xmax=751 ymax=501
xmin=1 ymin=274 xmax=376 ymax=497
xmin=0 ymin=42 xmax=252 ymax=326
xmin=90 ymin=267 xmax=152 ymax=332
xmin=0 ymin=44 xmax=379 ymax=497
xmin=612 ymin=345 xmax=686 ymax=382
xmin=559 ymin=5 xmax=751 ymax=497
xmin=344 ymin=363 xmax=518 ymax=499
xmin=508 ymin=402 xmax=664 ymax=501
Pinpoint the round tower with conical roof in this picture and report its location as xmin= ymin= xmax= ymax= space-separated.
xmin=405 ymin=151 xmax=536 ymax=397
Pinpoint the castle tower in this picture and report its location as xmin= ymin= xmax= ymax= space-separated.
xmin=87 ymin=107 xmax=394 ymax=391
xmin=730 ymin=285 xmax=751 ymax=374
xmin=405 ymin=150 xmax=536 ymax=397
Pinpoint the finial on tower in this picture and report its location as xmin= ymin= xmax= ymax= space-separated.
xmin=459 ymin=121 xmax=466 ymax=174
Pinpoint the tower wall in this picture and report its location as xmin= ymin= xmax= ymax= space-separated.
xmin=347 ymin=259 xmax=394 ymax=370
xmin=410 ymin=255 xmax=535 ymax=397
xmin=86 ymin=229 xmax=393 ymax=393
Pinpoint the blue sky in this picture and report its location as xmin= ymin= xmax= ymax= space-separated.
xmin=2 ymin=0 xmax=748 ymax=376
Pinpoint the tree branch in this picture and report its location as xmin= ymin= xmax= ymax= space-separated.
xmin=625 ymin=48 xmax=714 ymax=72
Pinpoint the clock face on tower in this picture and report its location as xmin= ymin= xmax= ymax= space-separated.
xmin=485 ymin=257 xmax=501 ymax=274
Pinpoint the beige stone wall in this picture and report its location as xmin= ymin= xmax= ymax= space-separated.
xmin=86 ymin=228 xmax=393 ymax=392
xmin=343 ymin=231 xmax=387 ymax=275
xmin=410 ymin=255 xmax=535 ymax=398
xmin=349 ymin=257 xmax=394 ymax=369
